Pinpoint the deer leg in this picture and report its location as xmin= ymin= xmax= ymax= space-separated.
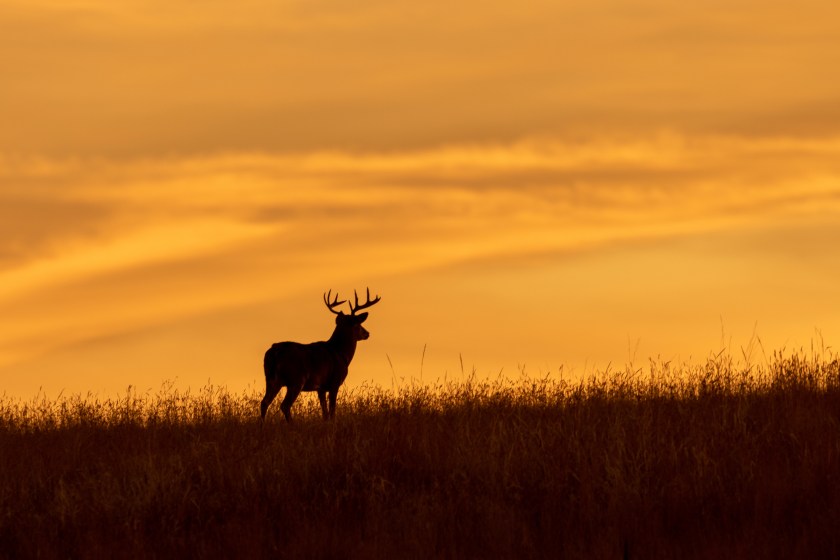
xmin=260 ymin=378 xmax=282 ymax=423
xmin=280 ymin=383 xmax=303 ymax=423
xmin=328 ymin=389 xmax=338 ymax=420
xmin=318 ymin=390 xmax=329 ymax=420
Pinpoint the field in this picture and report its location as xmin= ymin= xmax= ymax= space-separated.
xmin=2 ymin=351 xmax=840 ymax=559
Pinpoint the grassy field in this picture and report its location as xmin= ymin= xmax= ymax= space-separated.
xmin=2 ymin=351 xmax=840 ymax=559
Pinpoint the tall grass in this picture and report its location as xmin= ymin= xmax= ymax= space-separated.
xmin=1 ymin=351 xmax=840 ymax=559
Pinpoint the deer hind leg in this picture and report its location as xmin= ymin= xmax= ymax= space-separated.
xmin=260 ymin=377 xmax=282 ymax=423
xmin=318 ymin=390 xmax=329 ymax=420
xmin=280 ymin=382 xmax=303 ymax=423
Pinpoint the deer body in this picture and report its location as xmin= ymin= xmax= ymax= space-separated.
xmin=260 ymin=289 xmax=380 ymax=423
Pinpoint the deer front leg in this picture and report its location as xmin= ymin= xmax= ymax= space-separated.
xmin=318 ymin=390 xmax=329 ymax=420
xmin=328 ymin=389 xmax=338 ymax=420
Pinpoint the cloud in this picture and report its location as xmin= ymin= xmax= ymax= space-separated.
xmin=2 ymin=134 xmax=840 ymax=395
xmin=2 ymin=135 xmax=840 ymax=304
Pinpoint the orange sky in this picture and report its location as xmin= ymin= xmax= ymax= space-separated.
xmin=2 ymin=0 xmax=840 ymax=398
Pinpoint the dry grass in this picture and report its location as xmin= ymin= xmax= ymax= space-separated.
xmin=2 ymin=351 xmax=840 ymax=559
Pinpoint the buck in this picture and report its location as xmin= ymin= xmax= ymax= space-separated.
xmin=260 ymin=288 xmax=381 ymax=423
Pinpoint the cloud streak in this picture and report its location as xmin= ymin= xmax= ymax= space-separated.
xmin=2 ymin=134 xmax=840 ymax=394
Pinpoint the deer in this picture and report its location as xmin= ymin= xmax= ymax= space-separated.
xmin=260 ymin=288 xmax=381 ymax=423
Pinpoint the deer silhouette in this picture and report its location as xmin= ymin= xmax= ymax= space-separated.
xmin=260 ymin=288 xmax=381 ymax=423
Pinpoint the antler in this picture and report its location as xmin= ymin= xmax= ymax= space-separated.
xmin=349 ymin=287 xmax=381 ymax=315
xmin=323 ymin=290 xmax=347 ymax=315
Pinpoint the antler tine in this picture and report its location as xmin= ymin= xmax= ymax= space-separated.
xmin=323 ymin=289 xmax=347 ymax=315
xmin=349 ymin=287 xmax=381 ymax=315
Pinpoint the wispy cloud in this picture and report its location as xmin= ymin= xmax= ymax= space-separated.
xmin=2 ymin=134 xmax=840 ymax=389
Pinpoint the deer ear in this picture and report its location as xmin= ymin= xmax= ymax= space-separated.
xmin=356 ymin=312 xmax=369 ymax=323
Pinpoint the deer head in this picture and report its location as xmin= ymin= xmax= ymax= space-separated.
xmin=324 ymin=288 xmax=381 ymax=341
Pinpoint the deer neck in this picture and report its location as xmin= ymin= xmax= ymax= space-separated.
xmin=328 ymin=329 xmax=357 ymax=366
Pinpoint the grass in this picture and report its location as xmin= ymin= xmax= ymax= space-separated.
xmin=2 ymin=350 xmax=840 ymax=559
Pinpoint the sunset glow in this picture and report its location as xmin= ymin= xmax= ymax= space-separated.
xmin=3 ymin=0 xmax=840 ymax=397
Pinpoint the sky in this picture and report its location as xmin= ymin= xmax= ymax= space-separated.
xmin=2 ymin=0 xmax=840 ymax=398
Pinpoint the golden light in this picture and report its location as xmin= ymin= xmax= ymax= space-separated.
xmin=2 ymin=1 xmax=840 ymax=397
